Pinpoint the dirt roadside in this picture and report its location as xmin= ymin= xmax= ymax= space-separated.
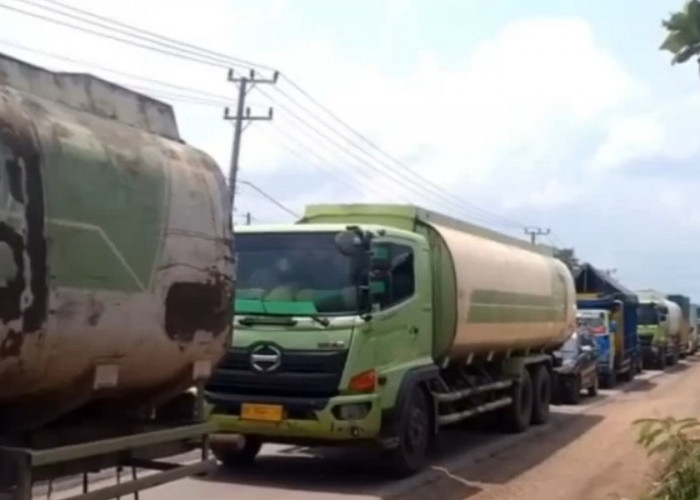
xmin=403 ymin=360 xmax=700 ymax=500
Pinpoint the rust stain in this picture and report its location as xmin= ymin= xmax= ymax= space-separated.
xmin=0 ymin=106 xmax=48 ymax=358
xmin=164 ymin=278 xmax=231 ymax=342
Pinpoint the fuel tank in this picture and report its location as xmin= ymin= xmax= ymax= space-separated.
xmin=0 ymin=54 xmax=233 ymax=430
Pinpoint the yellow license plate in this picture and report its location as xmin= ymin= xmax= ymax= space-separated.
xmin=241 ymin=403 xmax=284 ymax=422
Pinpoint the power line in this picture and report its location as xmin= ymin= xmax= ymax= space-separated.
xmin=238 ymin=179 xmax=300 ymax=219
xmin=3 ymin=0 xmax=530 ymax=229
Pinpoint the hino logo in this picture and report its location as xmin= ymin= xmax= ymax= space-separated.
xmin=250 ymin=344 xmax=282 ymax=373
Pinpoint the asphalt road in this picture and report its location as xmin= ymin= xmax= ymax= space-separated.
xmin=50 ymin=359 xmax=698 ymax=500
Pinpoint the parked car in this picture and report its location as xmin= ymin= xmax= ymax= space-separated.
xmin=554 ymin=328 xmax=600 ymax=404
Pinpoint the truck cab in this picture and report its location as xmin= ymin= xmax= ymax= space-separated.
xmin=205 ymin=223 xmax=433 ymax=472
xmin=637 ymin=301 xmax=671 ymax=369
xmin=576 ymin=309 xmax=613 ymax=376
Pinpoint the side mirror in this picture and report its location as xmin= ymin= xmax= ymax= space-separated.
xmin=334 ymin=229 xmax=364 ymax=256
xmin=659 ymin=314 xmax=667 ymax=322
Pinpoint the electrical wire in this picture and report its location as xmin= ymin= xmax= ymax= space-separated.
xmin=1 ymin=0 xmax=530 ymax=230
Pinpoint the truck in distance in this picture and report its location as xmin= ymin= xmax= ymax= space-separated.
xmin=574 ymin=264 xmax=640 ymax=387
xmin=205 ymin=204 xmax=576 ymax=475
xmin=636 ymin=290 xmax=681 ymax=368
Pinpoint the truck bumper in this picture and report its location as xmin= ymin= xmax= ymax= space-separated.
xmin=207 ymin=392 xmax=383 ymax=442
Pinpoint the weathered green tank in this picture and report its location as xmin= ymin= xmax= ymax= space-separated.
xmin=0 ymin=54 xmax=233 ymax=431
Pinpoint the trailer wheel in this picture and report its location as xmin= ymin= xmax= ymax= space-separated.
xmin=530 ymin=365 xmax=551 ymax=425
xmin=211 ymin=435 xmax=262 ymax=468
xmin=386 ymin=388 xmax=430 ymax=477
xmin=501 ymin=369 xmax=533 ymax=433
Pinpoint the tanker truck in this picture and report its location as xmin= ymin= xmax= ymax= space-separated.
xmin=205 ymin=204 xmax=575 ymax=476
xmin=667 ymin=294 xmax=694 ymax=357
xmin=636 ymin=290 xmax=681 ymax=368
xmin=0 ymin=54 xmax=233 ymax=498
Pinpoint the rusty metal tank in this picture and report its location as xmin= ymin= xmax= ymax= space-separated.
xmin=301 ymin=204 xmax=576 ymax=362
xmin=0 ymin=54 xmax=233 ymax=430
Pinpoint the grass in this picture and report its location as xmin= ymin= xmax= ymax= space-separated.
xmin=635 ymin=417 xmax=700 ymax=499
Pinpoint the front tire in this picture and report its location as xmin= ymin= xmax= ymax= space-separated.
xmin=530 ymin=365 xmax=551 ymax=425
xmin=386 ymin=388 xmax=430 ymax=477
xmin=211 ymin=435 xmax=263 ymax=468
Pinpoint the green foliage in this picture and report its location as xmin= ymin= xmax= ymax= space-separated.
xmin=661 ymin=1 xmax=700 ymax=65
xmin=635 ymin=417 xmax=700 ymax=499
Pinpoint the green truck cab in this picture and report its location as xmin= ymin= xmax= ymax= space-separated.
xmin=205 ymin=204 xmax=576 ymax=475
xmin=636 ymin=291 xmax=681 ymax=369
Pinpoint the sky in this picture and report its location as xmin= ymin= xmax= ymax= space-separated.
xmin=0 ymin=0 xmax=698 ymax=298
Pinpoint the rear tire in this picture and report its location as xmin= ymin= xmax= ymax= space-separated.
xmin=501 ymin=369 xmax=533 ymax=433
xmin=601 ymin=370 xmax=616 ymax=389
xmin=385 ymin=388 xmax=430 ymax=478
xmin=211 ymin=436 xmax=263 ymax=468
xmin=530 ymin=365 xmax=551 ymax=425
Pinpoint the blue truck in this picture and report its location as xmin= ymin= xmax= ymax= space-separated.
xmin=575 ymin=264 xmax=641 ymax=387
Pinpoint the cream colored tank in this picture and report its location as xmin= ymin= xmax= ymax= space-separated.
xmin=429 ymin=222 xmax=576 ymax=360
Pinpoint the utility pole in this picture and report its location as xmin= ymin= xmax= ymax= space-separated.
xmin=245 ymin=212 xmax=252 ymax=225
xmin=224 ymin=68 xmax=279 ymax=226
xmin=524 ymin=227 xmax=551 ymax=245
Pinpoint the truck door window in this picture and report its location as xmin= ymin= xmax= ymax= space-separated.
xmin=370 ymin=242 xmax=415 ymax=310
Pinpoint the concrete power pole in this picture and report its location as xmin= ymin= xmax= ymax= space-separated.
xmin=224 ymin=69 xmax=279 ymax=226
xmin=524 ymin=227 xmax=551 ymax=245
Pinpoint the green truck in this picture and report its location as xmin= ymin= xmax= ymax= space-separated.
xmin=636 ymin=290 xmax=681 ymax=369
xmin=205 ymin=204 xmax=576 ymax=475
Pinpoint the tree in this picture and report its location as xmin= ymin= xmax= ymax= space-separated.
xmin=661 ymin=0 xmax=700 ymax=73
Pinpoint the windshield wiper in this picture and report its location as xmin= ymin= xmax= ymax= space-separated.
xmin=238 ymin=316 xmax=297 ymax=327
xmin=310 ymin=315 xmax=330 ymax=327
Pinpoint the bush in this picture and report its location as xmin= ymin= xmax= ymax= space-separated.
xmin=635 ymin=417 xmax=700 ymax=499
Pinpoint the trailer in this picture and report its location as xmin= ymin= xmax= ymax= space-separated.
xmin=0 ymin=54 xmax=233 ymax=498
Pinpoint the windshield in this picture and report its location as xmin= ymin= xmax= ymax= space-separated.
xmin=235 ymin=232 xmax=357 ymax=316
xmin=637 ymin=304 xmax=659 ymax=325
xmin=576 ymin=315 xmax=606 ymax=333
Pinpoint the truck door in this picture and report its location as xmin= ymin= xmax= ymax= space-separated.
xmin=366 ymin=239 xmax=432 ymax=371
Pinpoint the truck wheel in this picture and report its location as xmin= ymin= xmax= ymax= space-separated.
xmin=211 ymin=436 xmax=262 ymax=468
xmin=658 ymin=352 xmax=667 ymax=370
xmin=668 ymin=350 xmax=678 ymax=367
xmin=501 ymin=369 xmax=533 ymax=433
xmin=386 ymin=388 xmax=430 ymax=477
xmin=601 ymin=370 xmax=616 ymax=389
xmin=587 ymin=375 xmax=599 ymax=397
xmin=530 ymin=365 xmax=551 ymax=425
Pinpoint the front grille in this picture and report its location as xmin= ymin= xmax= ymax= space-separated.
xmin=205 ymin=346 xmax=348 ymax=399
xmin=639 ymin=335 xmax=653 ymax=347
